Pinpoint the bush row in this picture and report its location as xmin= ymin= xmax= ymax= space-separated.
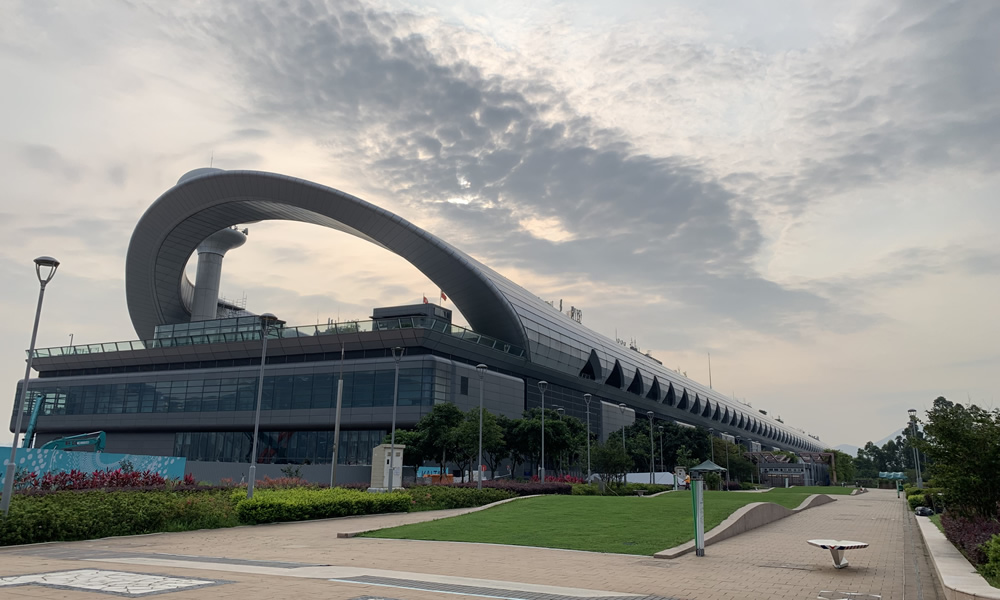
xmin=405 ymin=486 xmax=516 ymax=511
xmin=0 ymin=489 xmax=240 ymax=546
xmin=0 ymin=483 xmax=525 ymax=545
xmin=236 ymin=488 xmax=412 ymax=524
xmin=570 ymin=482 xmax=672 ymax=496
xmin=941 ymin=512 xmax=1000 ymax=568
xmin=449 ymin=480 xmax=572 ymax=496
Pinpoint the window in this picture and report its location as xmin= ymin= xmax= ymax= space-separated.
xmin=460 ymin=376 xmax=469 ymax=395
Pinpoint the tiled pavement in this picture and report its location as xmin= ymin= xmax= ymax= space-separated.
xmin=0 ymin=489 xmax=940 ymax=599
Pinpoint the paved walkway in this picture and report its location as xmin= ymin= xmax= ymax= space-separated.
xmin=0 ymin=489 xmax=938 ymax=599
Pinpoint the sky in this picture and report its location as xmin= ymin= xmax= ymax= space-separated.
xmin=1 ymin=0 xmax=997 ymax=449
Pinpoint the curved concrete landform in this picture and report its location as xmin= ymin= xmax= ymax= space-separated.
xmin=915 ymin=515 xmax=1000 ymax=600
xmin=654 ymin=493 xmax=836 ymax=559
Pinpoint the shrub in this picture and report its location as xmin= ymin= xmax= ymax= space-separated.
xmin=405 ymin=486 xmax=515 ymax=511
xmin=908 ymin=494 xmax=927 ymax=510
xmin=571 ymin=483 xmax=602 ymax=495
xmin=0 ymin=489 xmax=240 ymax=546
xmin=980 ymin=534 xmax=1000 ymax=585
xmin=235 ymin=488 xmax=411 ymax=525
xmin=452 ymin=480 xmax=571 ymax=496
xmin=623 ymin=483 xmax=671 ymax=495
xmin=941 ymin=512 xmax=1000 ymax=566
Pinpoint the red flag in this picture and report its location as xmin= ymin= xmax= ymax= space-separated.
xmin=440 ymin=291 xmax=448 ymax=302
xmin=422 ymin=295 xmax=428 ymax=304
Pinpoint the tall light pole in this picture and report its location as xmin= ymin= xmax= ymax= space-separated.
xmin=476 ymin=364 xmax=487 ymax=490
xmin=247 ymin=313 xmax=281 ymax=500
xmin=735 ymin=436 xmax=742 ymax=488
xmin=647 ymin=411 xmax=655 ymax=484
xmin=2 ymin=256 xmax=59 ymax=516
xmin=724 ymin=436 xmax=731 ymax=491
xmin=538 ymin=381 xmax=548 ymax=482
xmin=908 ymin=409 xmax=923 ymax=489
xmin=583 ymin=393 xmax=592 ymax=480
xmin=657 ymin=425 xmax=664 ymax=473
xmin=708 ymin=428 xmax=715 ymax=463
xmin=555 ymin=407 xmax=564 ymax=477
xmin=388 ymin=347 xmax=404 ymax=492
xmin=618 ymin=403 xmax=627 ymax=451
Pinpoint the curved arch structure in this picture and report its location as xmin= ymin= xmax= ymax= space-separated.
xmin=124 ymin=168 xmax=826 ymax=452
xmin=126 ymin=169 xmax=528 ymax=348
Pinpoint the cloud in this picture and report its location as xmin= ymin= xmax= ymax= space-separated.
xmin=16 ymin=144 xmax=83 ymax=183
xmin=137 ymin=0 xmax=850 ymax=338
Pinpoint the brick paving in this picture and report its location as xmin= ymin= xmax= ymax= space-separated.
xmin=0 ymin=489 xmax=929 ymax=599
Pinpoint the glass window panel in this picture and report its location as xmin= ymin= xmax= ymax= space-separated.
xmin=373 ymin=371 xmax=394 ymax=407
xmin=351 ymin=371 xmax=374 ymax=407
xmin=291 ymin=375 xmax=312 ymax=410
xmin=273 ymin=376 xmax=293 ymax=410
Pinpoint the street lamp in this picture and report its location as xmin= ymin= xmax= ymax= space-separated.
xmin=657 ymin=425 xmax=664 ymax=473
xmin=908 ymin=409 xmax=923 ymax=489
xmin=583 ymin=393 xmax=593 ymax=480
xmin=476 ymin=364 xmax=487 ymax=490
xmin=538 ymin=381 xmax=548 ymax=482
xmin=387 ymin=346 xmax=404 ymax=492
xmin=724 ymin=436 xmax=731 ymax=491
xmin=247 ymin=313 xmax=281 ymax=500
xmin=2 ymin=256 xmax=59 ymax=516
xmin=618 ymin=403 xmax=627 ymax=451
xmin=647 ymin=411 xmax=655 ymax=484
xmin=708 ymin=428 xmax=715 ymax=463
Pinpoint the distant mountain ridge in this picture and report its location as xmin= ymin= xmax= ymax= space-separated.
xmin=833 ymin=427 xmax=908 ymax=457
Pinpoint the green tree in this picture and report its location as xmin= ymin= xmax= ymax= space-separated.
xmin=592 ymin=440 xmax=630 ymax=484
xmin=823 ymin=448 xmax=856 ymax=484
xmin=920 ymin=396 xmax=1000 ymax=518
xmin=415 ymin=403 xmax=464 ymax=474
xmin=453 ymin=407 xmax=505 ymax=479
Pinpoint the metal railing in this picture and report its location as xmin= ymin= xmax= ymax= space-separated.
xmin=31 ymin=317 xmax=526 ymax=360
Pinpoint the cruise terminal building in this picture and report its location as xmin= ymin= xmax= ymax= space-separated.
xmin=11 ymin=169 xmax=825 ymax=479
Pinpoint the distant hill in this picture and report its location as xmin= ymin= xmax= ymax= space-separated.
xmin=832 ymin=427 xmax=908 ymax=457
xmin=834 ymin=443 xmax=861 ymax=457
xmin=875 ymin=428 xmax=907 ymax=447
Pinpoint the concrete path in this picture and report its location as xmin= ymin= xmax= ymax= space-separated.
xmin=0 ymin=489 xmax=939 ymax=599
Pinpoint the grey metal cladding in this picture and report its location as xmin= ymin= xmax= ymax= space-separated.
xmin=125 ymin=169 xmax=824 ymax=451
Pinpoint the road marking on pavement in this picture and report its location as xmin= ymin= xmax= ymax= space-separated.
xmin=0 ymin=568 xmax=227 ymax=596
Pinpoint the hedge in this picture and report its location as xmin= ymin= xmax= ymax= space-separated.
xmin=235 ymin=488 xmax=412 ymax=524
xmin=405 ymin=486 xmax=515 ymax=511
xmin=0 ymin=489 xmax=240 ymax=546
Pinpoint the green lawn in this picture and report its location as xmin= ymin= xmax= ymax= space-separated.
xmin=360 ymin=486 xmax=851 ymax=555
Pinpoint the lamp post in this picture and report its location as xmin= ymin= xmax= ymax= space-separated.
xmin=2 ymin=256 xmax=59 ymax=516
xmin=247 ymin=313 xmax=281 ymax=500
xmin=583 ymin=393 xmax=592 ymax=480
xmin=555 ymin=407 xmax=564 ymax=477
xmin=657 ymin=425 xmax=664 ymax=472
xmin=647 ymin=411 xmax=655 ymax=484
xmin=708 ymin=428 xmax=715 ymax=463
xmin=476 ymin=364 xmax=487 ymax=490
xmin=388 ymin=347 xmax=404 ymax=492
xmin=618 ymin=403 xmax=627 ymax=451
xmin=724 ymin=436 xmax=731 ymax=491
xmin=538 ymin=381 xmax=547 ymax=482
xmin=908 ymin=409 xmax=923 ymax=489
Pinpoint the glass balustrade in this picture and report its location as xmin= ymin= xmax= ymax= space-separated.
xmin=32 ymin=317 xmax=526 ymax=359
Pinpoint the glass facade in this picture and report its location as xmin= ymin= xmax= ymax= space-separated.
xmin=19 ymin=367 xmax=438 ymax=416
xmin=173 ymin=429 xmax=386 ymax=465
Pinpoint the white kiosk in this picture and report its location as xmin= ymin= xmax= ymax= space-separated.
xmin=369 ymin=444 xmax=405 ymax=491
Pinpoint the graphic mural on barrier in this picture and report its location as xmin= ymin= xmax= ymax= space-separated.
xmin=0 ymin=447 xmax=185 ymax=484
